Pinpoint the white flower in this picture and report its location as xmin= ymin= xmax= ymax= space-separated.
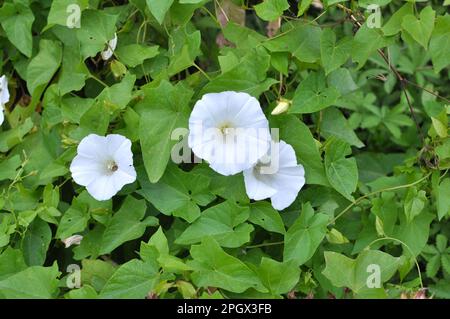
xmin=0 ymin=75 xmax=10 ymax=125
xmin=188 ymin=91 xmax=271 ymax=176
xmin=101 ymin=33 xmax=118 ymax=61
xmin=243 ymin=140 xmax=305 ymax=210
xmin=70 ymin=134 xmax=136 ymax=201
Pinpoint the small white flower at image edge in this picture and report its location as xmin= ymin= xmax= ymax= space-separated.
xmin=70 ymin=134 xmax=136 ymax=201
xmin=243 ymin=140 xmax=306 ymax=210
xmin=101 ymin=33 xmax=118 ymax=61
xmin=188 ymin=91 xmax=271 ymax=176
xmin=0 ymin=75 xmax=10 ymax=126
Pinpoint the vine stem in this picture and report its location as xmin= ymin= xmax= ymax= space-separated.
xmin=193 ymin=63 xmax=212 ymax=81
xmin=246 ymin=173 xmax=431 ymax=250
xmin=246 ymin=241 xmax=284 ymax=249
xmin=365 ymin=237 xmax=424 ymax=289
xmin=328 ymin=172 xmax=432 ymax=226
xmin=334 ymin=3 xmax=450 ymax=143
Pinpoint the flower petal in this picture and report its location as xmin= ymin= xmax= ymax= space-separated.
xmin=108 ymin=134 xmax=133 ymax=167
xmin=76 ymin=134 xmax=109 ymax=160
xmin=243 ymin=168 xmax=277 ymax=200
xmin=0 ymin=75 xmax=9 ymax=105
xmin=188 ymin=91 xmax=271 ymax=175
xmin=0 ymin=105 xmax=4 ymax=126
xmin=269 ymin=165 xmax=306 ymax=210
xmin=101 ymin=33 xmax=117 ymax=61
xmin=70 ymin=155 xmax=104 ymax=186
xmin=86 ymin=175 xmax=118 ymax=201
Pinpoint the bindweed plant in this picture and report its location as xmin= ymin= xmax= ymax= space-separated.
xmin=0 ymin=0 xmax=449 ymax=299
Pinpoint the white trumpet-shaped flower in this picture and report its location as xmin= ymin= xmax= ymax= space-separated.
xmin=70 ymin=134 xmax=136 ymax=201
xmin=188 ymin=91 xmax=271 ymax=176
xmin=0 ymin=75 xmax=10 ymax=125
xmin=101 ymin=33 xmax=118 ymax=61
xmin=243 ymin=140 xmax=305 ymax=210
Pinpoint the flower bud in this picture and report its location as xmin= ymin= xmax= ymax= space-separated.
xmin=271 ymin=98 xmax=291 ymax=115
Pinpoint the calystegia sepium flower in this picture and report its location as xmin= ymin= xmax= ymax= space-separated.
xmin=70 ymin=134 xmax=136 ymax=200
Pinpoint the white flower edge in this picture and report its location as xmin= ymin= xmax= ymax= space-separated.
xmin=188 ymin=91 xmax=271 ymax=176
xmin=0 ymin=75 xmax=10 ymax=126
xmin=101 ymin=33 xmax=118 ymax=61
xmin=70 ymin=134 xmax=136 ymax=201
xmin=243 ymin=140 xmax=306 ymax=210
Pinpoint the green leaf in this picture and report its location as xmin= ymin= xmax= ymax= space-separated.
xmin=0 ymin=263 xmax=60 ymax=299
xmin=322 ymin=250 xmax=401 ymax=294
xmin=263 ymin=22 xmax=321 ymax=63
xmin=76 ymin=9 xmax=118 ymax=58
xmin=58 ymin=46 xmax=89 ymax=95
xmin=395 ymin=212 xmax=434 ymax=257
xmin=270 ymin=115 xmax=329 ymax=186
xmin=248 ymin=201 xmax=285 ymax=234
xmin=0 ymin=1 xmax=35 ymax=57
xmin=139 ymin=164 xmax=215 ymax=222
xmin=429 ymin=15 xmax=450 ymax=73
xmin=80 ymin=259 xmax=117 ymax=292
xmin=98 ymin=196 xmax=152 ymax=255
xmin=0 ymin=118 xmax=34 ymax=152
xmin=0 ymin=155 xmax=22 ymax=181
xmin=47 ymin=0 xmax=89 ymax=27
xmin=321 ymin=107 xmax=364 ymax=148
xmin=116 ymin=44 xmax=159 ymax=68
xmin=381 ymin=2 xmax=413 ymax=36
xmin=26 ymin=39 xmax=63 ymax=97
xmin=257 ymin=258 xmax=300 ymax=295
xmin=352 ymin=24 xmax=390 ymax=68
xmin=327 ymin=68 xmax=358 ymax=95
xmin=291 ymin=71 xmax=340 ymax=113
xmin=21 ymin=218 xmax=52 ymax=266
xmin=401 ymin=6 xmax=435 ymax=49
xmin=65 ymin=285 xmax=98 ymax=299
xmin=188 ymin=238 xmax=266 ymax=293
xmin=0 ymin=248 xmax=27 ymax=280
xmin=167 ymin=27 xmax=201 ymax=76
xmin=201 ymin=48 xmax=277 ymax=97
xmin=426 ymin=255 xmax=441 ymax=278
xmin=324 ymin=138 xmax=358 ymax=201
xmin=283 ymin=203 xmax=329 ymax=266
xmin=435 ymin=178 xmax=450 ymax=220
xmin=137 ymin=81 xmax=193 ymax=183
xmin=320 ymin=29 xmax=352 ymax=75
xmin=56 ymin=202 xmax=89 ymax=240
xmin=146 ymin=0 xmax=174 ymax=24
xmin=254 ymin=0 xmax=289 ymax=21
xmin=176 ymin=201 xmax=254 ymax=248
xmin=99 ymin=259 xmax=159 ymax=299
xmin=404 ymin=187 xmax=426 ymax=222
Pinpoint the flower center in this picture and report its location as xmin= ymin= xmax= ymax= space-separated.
xmin=219 ymin=122 xmax=234 ymax=135
xmin=107 ymin=161 xmax=119 ymax=173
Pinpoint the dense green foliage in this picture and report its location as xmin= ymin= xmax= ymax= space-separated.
xmin=0 ymin=0 xmax=449 ymax=299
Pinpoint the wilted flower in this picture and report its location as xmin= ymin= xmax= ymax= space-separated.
xmin=0 ymin=75 xmax=10 ymax=125
xmin=101 ymin=33 xmax=118 ymax=61
xmin=62 ymin=234 xmax=83 ymax=248
xmin=188 ymin=91 xmax=271 ymax=176
xmin=243 ymin=140 xmax=305 ymax=210
xmin=70 ymin=134 xmax=136 ymax=201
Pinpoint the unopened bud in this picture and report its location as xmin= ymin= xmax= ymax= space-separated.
xmin=271 ymin=99 xmax=291 ymax=115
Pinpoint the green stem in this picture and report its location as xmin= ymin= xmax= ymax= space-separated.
xmin=365 ymin=236 xmax=424 ymax=289
xmin=329 ymin=172 xmax=432 ymax=226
